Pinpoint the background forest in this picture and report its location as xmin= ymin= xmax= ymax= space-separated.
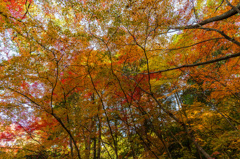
xmin=0 ymin=0 xmax=240 ymax=158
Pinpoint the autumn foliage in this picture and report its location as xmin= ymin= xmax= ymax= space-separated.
xmin=0 ymin=0 xmax=240 ymax=158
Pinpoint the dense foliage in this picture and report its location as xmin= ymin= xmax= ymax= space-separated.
xmin=0 ymin=0 xmax=240 ymax=158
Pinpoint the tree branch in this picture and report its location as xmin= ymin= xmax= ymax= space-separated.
xmin=171 ymin=3 xmax=240 ymax=29
xmin=147 ymin=52 xmax=240 ymax=74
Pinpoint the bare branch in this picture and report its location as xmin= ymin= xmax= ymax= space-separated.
xmin=147 ymin=38 xmax=225 ymax=52
xmin=147 ymin=52 xmax=240 ymax=74
xmin=171 ymin=3 xmax=240 ymax=29
xmin=225 ymin=0 xmax=240 ymax=14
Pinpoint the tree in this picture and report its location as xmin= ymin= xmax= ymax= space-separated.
xmin=0 ymin=0 xmax=239 ymax=158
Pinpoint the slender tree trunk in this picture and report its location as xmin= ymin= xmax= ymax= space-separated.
xmin=127 ymin=125 xmax=136 ymax=158
xmin=85 ymin=119 xmax=93 ymax=159
xmin=93 ymin=135 xmax=97 ymax=159
xmin=97 ymin=116 xmax=101 ymax=159
xmin=114 ymin=118 xmax=118 ymax=159
xmin=150 ymin=95 xmax=213 ymax=159
xmin=52 ymin=114 xmax=81 ymax=159
xmin=67 ymin=115 xmax=74 ymax=159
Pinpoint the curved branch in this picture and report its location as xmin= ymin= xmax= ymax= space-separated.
xmin=147 ymin=38 xmax=225 ymax=52
xmin=225 ymin=0 xmax=240 ymax=14
xmin=147 ymin=52 xmax=240 ymax=74
xmin=172 ymin=3 xmax=240 ymax=29
xmin=199 ymin=27 xmax=240 ymax=47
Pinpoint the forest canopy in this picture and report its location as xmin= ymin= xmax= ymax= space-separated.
xmin=0 ymin=0 xmax=240 ymax=158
